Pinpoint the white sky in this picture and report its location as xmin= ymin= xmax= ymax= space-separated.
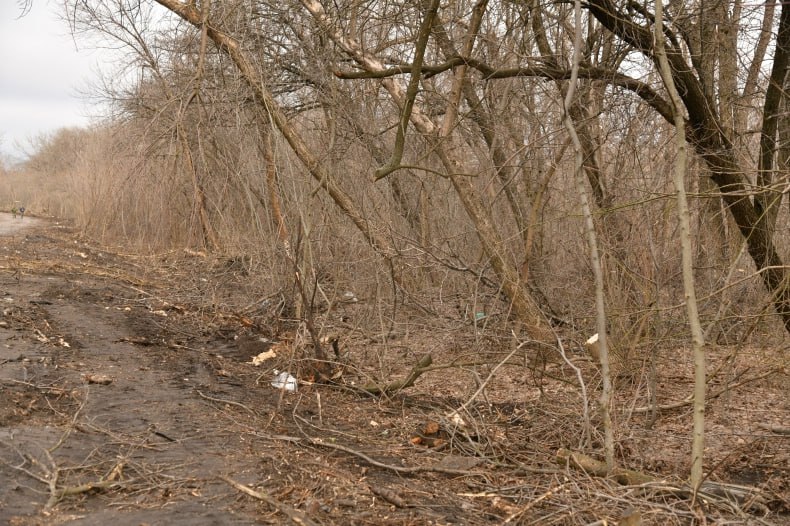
xmin=0 ymin=1 xmax=102 ymax=163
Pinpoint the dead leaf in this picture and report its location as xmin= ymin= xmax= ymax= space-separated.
xmin=369 ymin=485 xmax=407 ymax=508
xmin=424 ymin=421 xmax=440 ymax=435
xmin=33 ymin=329 xmax=49 ymax=343
xmin=183 ymin=248 xmax=207 ymax=258
xmin=250 ymin=349 xmax=277 ymax=366
xmin=447 ymin=411 xmax=467 ymax=428
xmin=82 ymin=374 xmax=113 ymax=385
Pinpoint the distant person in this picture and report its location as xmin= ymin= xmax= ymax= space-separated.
xmin=11 ymin=207 xmax=17 ymax=219
xmin=19 ymin=207 xmax=25 ymax=219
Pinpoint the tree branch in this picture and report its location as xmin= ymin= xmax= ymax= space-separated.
xmin=335 ymin=57 xmax=675 ymax=124
xmin=374 ymin=0 xmax=441 ymax=180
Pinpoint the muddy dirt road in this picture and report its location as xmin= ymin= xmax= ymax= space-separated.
xmin=0 ymin=213 xmax=43 ymax=236
xmin=0 ymin=221 xmax=273 ymax=525
xmin=1 ymin=218 xmax=787 ymax=525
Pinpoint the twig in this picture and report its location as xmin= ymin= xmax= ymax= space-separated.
xmin=260 ymin=432 xmax=481 ymax=476
xmin=757 ymin=423 xmax=790 ymax=435
xmin=48 ymin=387 xmax=89 ymax=454
xmin=74 ymin=421 xmax=165 ymax=451
xmin=196 ymin=389 xmax=258 ymax=416
xmin=310 ymin=436 xmax=481 ymax=475
xmin=632 ymin=368 xmax=779 ymax=413
xmin=359 ymin=354 xmax=433 ymax=395
xmin=221 ymin=476 xmax=317 ymax=526
xmin=5 ymin=434 xmax=126 ymax=510
xmin=503 ymin=482 xmax=568 ymax=523
xmin=556 ymin=449 xmax=770 ymax=512
xmin=43 ymin=449 xmax=60 ymax=510
xmin=450 ymin=340 xmax=526 ymax=420
xmin=2 ymin=378 xmax=70 ymax=393
xmin=549 ymin=329 xmax=591 ymax=448
xmin=0 ymin=441 xmax=50 ymax=484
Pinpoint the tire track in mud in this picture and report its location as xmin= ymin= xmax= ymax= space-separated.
xmin=1 ymin=240 xmax=262 ymax=524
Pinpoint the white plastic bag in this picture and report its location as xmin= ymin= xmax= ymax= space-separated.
xmin=271 ymin=371 xmax=298 ymax=392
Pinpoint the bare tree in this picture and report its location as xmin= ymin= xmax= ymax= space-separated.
xmin=585 ymin=0 xmax=790 ymax=333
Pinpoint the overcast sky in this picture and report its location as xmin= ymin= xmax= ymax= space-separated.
xmin=1 ymin=1 xmax=103 ymax=162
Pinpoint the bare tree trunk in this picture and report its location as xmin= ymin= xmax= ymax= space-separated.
xmin=432 ymin=13 xmax=531 ymax=243
xmin=756 ymin=0 xmax=790 ymax=233
xmin=588 ymin=0 xmax=790 ymax=334
xmin=176 ymin=122 xmax=220 ymax=251
xmin=261 ymin=129 xmax=291 ymax=258
xmin=654 ymin=0 xmax=706 ymax=490
xmin=562 ymin=0 xmax=614 ymax=472
xmin=531 ymin=0 xmax=608 ymax=209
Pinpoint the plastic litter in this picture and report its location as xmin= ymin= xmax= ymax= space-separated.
xmin=271 ymin=371 xmax=298 ymax=392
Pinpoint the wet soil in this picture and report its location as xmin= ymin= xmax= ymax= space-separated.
xmin=0 ymin=216 xmax=788 ymax=525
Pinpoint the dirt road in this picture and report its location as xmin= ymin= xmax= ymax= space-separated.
xmin=0 ymin=221 xmax=269 ymax=524
xmin=0 ymin=212 xmax=43 ymax=235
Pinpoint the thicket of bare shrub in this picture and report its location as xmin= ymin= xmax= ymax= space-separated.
xmin=9 ymin=1 xmax=786 ymax=339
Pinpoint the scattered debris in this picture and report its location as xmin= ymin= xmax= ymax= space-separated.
xmin=82 ymin=374 xmax=114 ymax=385
xmin=410 ymin=420 xmax=447 ymax=448
xmin=250 ymin=349 xmax=277 ymax=366
xmin=33 ymin=328 xmax=49 ymax=343
xmin=271 ymin=371 xmax=298 ymax=391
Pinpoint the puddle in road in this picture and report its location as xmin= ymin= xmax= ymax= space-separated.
xmin=0 ymin=213 xmax=44 ymax=235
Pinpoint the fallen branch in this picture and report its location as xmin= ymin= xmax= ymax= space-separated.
xmin=45 ymin=456 xmax=126 ymax=509
xmin=632 ymin=368 xmax=779 ymax=414
xmin=555 ymin=449 xmax=771 ymax=512
xmin=221 ymin=476 xmax=317 ymax=526
xmin=359 ymin=354 xmax=432 ymax=395
xmin=757 ymin=422 xmax=790 ymax=435
xmin=303 ymin=435 xmax=480 ymax=475
xmin=3 ymin=426 xmax=128 ymax=511
xmin=259 ymin=432 xmax=481 ymax=476
xmin=555 ymin=448 xmax=654 ymax=485
xmin=46 ymin=478 xmax=122 ymax=510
